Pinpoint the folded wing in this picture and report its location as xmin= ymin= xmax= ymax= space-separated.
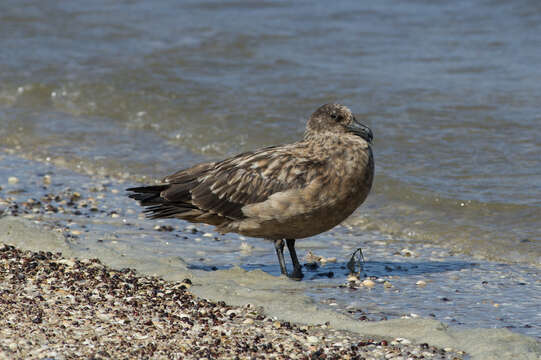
xmin=127 ymin=145 xmax=325 ymax=224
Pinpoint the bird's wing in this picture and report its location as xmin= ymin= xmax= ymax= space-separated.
xmin=161 ymin=145 xmax=326 ymax=220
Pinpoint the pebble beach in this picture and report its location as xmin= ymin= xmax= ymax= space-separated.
xmin=0 ymin=244 xmax=466 ymax=360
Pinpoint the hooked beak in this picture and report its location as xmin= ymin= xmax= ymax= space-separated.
xmin=347 ymin=118 xmax=373 ymax=144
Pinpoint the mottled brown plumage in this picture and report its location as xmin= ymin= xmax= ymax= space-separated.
xmin=127 ymin=104 xmax=374 ymax=279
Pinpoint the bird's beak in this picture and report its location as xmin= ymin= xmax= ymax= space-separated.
xmin=347 ymin=118 xmax=373 ymax=144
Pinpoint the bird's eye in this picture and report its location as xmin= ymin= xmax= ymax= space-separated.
xmin=329 ymin=113 xmax=344 ymax=122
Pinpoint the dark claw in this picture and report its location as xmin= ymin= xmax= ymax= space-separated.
xmin=288 ymin=266 xmax=304 ymax=280
xmin=286 ymin=238 xmax=304 ymax=280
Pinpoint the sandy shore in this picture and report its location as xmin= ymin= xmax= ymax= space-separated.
xmin=0 ymin=244 xmax=465 ymax=360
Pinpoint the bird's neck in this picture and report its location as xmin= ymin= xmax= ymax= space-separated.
xmin=303 ymin=132 xmax=369 ymax=152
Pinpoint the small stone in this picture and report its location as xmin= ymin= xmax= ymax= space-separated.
xmin=273 ymin=321 xmax=281 ymax=328
xmin=111 ymin=213 xmax=120 ymax=218
xmin=416 ymin=280 xmax=427 ymax=286
xmin=307 ymin=335 xmax=319 ymax=344
xmin=240 ymin=242 xmax=254 ymax=252
xmin=304 ymin=251 xmax=322 ymax=263
xmin=43 ymin=175 xmax=51 ymax=184
xmin=395 ymin=337 xmax=411 ymax=344
xmin=57 ymin=259 xmax=76 ymax=267
xmin=243 ymin=318 xmax=254 ymax=325
xmin=362 ymin=279 xmax=376 ymax=288
xmin=400 ymin=248 xmax=414 ymax=257
xmin=383 ymin=281 xmax=393 ymax=288
xmin=8 ymin=176 xmax=18 ymax=184
xmin=153 ymin=224 xmax=174 ymax=232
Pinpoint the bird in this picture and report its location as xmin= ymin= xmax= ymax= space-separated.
xmin=127 ymin=104 xmax=374 ymax=280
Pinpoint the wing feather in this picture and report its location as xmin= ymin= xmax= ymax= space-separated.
xmin=127 ymin=144 xmax=327 ymax=222
xmin=155 ymin=145 xmax=325 ymax=221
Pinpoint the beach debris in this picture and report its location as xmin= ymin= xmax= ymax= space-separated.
xmin=304 ymin=250 xmax=337 ymax=265
xmin=346 ymin=247 xmax=365 ymax=276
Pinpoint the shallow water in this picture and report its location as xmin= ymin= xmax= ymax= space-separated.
xmin=1 ymin=154 xmax=539 ymax=343
xmin=0 ymin=0 xmax=539 ymax=266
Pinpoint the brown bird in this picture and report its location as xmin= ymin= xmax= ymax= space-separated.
xmin=127 ymin=104 xmax=374 ymax=279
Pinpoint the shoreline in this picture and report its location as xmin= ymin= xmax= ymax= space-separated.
xmin=0 ymin=243 xmax=463 ymax=359
xmin=0 ymin=152 xmax=539 ymax=359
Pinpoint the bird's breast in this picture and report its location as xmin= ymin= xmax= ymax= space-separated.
xmin=236 ymin=137 xmax=374 ymax=239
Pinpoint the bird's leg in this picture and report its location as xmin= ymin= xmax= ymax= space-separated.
xmin=286 ymin=239 xmax=304 ymax=280
xmin=274 ymin=239 xmax=288 ymax=276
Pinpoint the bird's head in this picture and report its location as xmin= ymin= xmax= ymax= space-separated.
xmin=305 ymin=103 xmax=373 ymax=144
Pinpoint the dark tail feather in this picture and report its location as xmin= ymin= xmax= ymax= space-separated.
xmin=144 ymin=205 xmax=197 ymax=219
xmin=127 ymin=184 xmax=197 ymax=219
xmin=126 ymin=185 xmax=170 ymax=193
xmin=126 ymin=185 xmax=170 ymax=206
